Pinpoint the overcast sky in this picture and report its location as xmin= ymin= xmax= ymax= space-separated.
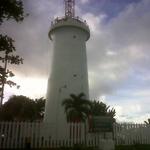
xmin=1 ymin=0 xmax=150 ymax=123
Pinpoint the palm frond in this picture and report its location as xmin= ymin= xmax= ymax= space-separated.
xmin=62 ymin=93 xmax=91 ymax=123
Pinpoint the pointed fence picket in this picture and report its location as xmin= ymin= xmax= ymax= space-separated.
xmin=0 ymin=121 xmax=99 ymax=149
xmin=113 ymin=123 xmax=150 ymax=145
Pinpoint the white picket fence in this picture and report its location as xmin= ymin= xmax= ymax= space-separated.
xmin=113 ymin=123 xmax=150 ymax=145
xmin=0 ymin=121 xmax=150 ymax=148
xmin=0 ymin=121 xmax=100 ymax=149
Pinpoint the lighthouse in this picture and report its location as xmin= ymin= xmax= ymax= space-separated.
xmin=44 ymin=0 xmax=90 ymax=139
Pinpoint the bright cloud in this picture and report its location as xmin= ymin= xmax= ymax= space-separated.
xmin=4 ymin=76 xmax=47 ymax=103
xmin=80 ymin=0 xmax=89 ymax=4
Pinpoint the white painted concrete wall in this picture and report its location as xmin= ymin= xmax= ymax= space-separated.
xmin=44 ymin=18 xmax=90 ymax=139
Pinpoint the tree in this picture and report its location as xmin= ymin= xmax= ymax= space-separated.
xmin=0 ymin=0 xmax=24 ymax=25
xmin=0 ymin=0 xmax=26 ymax=105
xmin=144 ymin=118 xmax=150 ymax=125
xmin=0 ymin=95 xmax=45 ymax=121
xmin=90 ymin=100 xmax=116 ymax=121
xmin=62 ymin=93 xmax=91 ymax=141
xmin=62 ymin=93 xmax=91 ymax=123
xmin=0 ymin=35 xmax=23 ymax=105
xmin=88 ymin=100 xmax=116 ymax=135
xmin=34 ymin=97 xmax=46 ymax=120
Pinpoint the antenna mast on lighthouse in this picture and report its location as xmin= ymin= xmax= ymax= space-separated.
xmin=64 ymin=0 xmax=75 ymax=18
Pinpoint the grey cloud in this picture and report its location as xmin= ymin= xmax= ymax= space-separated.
xmin=1 ymin=0 xmax=60 ymax=77
xmin=1 ymin=0 xmax=150 ymax=105
xmin=85 ymin=0 xmax=150 ymax=99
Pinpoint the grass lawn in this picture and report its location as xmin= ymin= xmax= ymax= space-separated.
xmin=116 ymin=144 xmax=150 ymax=150
xmin=1 ymin=145 xmax=150 ymax=150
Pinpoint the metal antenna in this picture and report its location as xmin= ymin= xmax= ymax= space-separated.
xmin=64 ymin=0 xmax=75 ymax=18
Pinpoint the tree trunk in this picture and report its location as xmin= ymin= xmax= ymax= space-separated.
xmin=84 ymin=122 xmax=87 ymax=145
xmin=0 ymin=53 xmax=8 ymax=106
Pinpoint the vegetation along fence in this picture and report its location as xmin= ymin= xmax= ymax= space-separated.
xmin=0 ymin=122 xmax=150 ymax=148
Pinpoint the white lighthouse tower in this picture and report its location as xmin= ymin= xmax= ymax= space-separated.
xmin=44 ymin=0 xmax=90 ymax=139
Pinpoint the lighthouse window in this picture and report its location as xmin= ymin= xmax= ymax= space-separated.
xmin=73 ymin=35 xmax=77 ymax=39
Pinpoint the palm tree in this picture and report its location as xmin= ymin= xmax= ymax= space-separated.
xmin=62 ymin=93 xmax=91 ymax=141
xmin=90 ymin=100 xmax=116 ymax=120
xmin=144 ymin=118 xmax=150 ymax=125
xmin=88 ymin=100 xmax=115 ymax=139
xmin=62 ymin=93 xmax=91 ymax=123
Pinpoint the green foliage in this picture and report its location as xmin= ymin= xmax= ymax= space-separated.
xmin=0 ymin=35 xmax=23 ymax=64
xmin=0 ymin=95 xmax=45 ymax=121
xmin=144 ymin=118 xmax=150 ymax=125
xmin=34 ymin=97 xmax=46 ymax=120
xmin=0 ymin=0 xmax=24 ymax=24
xmin=62 ymin=93 xmax=91 ymax=123
xmin=0 ymin=35 xmax=15 ymax=53
xmin=90 ymin=100 xmax=116 ymax=121
xmin=62 ymin=94 xmax=116 ymax=123
xmin=0 ymin=0 xmax=26 ymax=105
xmin=0 ymin=35 xmax=23 ymax=105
